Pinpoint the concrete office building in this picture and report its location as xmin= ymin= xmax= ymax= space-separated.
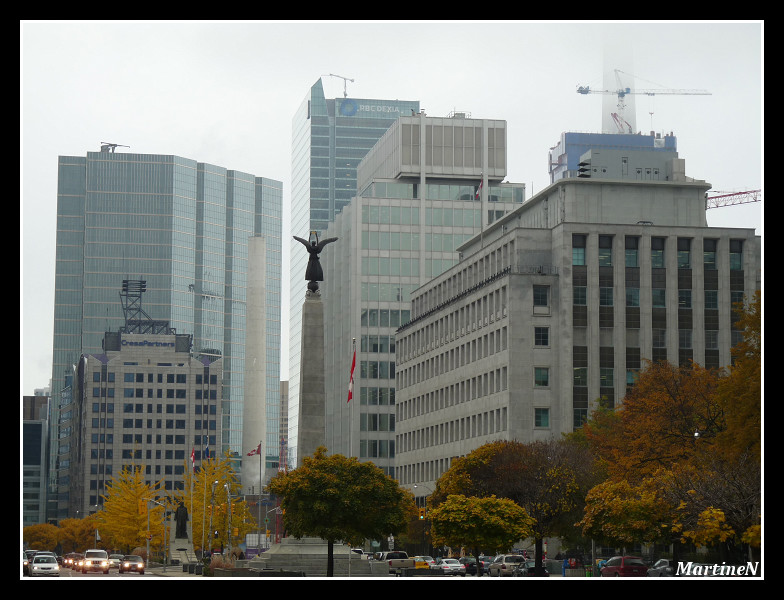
xmin=23 ymin=396 xmax=50 ymax=526
xmin=394 ymin=158 xmax=760 ymax=500
xmin=52 ymin=150 xmax=281 ymax=518
xmin=548 ymin=131 xmax=679 ymax=184
xmin=319 ymin=111 xmax=525 ymax=476
xmin=288 ymin=78 xmax=418 ymax=466
xmin=65 ymin=329 xmax=222 ymax=517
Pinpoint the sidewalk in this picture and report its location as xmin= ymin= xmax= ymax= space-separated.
xmin=148 ymin=564 xmax=203 ymax=577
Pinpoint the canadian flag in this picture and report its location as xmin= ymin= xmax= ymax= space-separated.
xmin=347 ymin=347 xmax=356 ymax=403
xmin=191 ymin=447 xmax=195 ymax=471
xmin=247 ymin=443 xmax=261 ymax=457
xmin=475 ymin=177 xmax=483 ymax=200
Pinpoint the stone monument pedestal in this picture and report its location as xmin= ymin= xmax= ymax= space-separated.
xmin=296 ymin=290 xmax=326 ymax=466
xmin=169 ymin=523 xmax=198 ymax=565
xmin=248 ymin=537 xmax=388 ymax=577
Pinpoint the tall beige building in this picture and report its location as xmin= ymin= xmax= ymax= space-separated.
xmin=319 ymin=111 xmax=525 ymax=477
xmin=66 ymin=330 xmax=222 ymax=517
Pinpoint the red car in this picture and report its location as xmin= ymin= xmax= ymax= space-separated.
xmin=600 ymin=556 xmax=648 ymax=577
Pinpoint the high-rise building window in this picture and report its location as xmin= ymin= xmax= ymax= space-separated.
xmin=730 ymin=239 xmax=744 ymax=270
xmin=572 ymin=234 xmax=586 ymax=266
xmin=534 ymin=408 xmax=550 ymax=428
xmin=625 ymin=236 xmax=639 ymax=267
xmin=678 ymin=238 xmax=691 ymax=268
xmin=534 ymin=367 xmax=549 ymax=387
xmin=598 ymin=235 xmax=613 ymax=266
xmin=651 ymin=237 xmax=665 ymax=268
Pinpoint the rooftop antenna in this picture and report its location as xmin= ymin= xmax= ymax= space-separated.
xmin=326 ymin=73 xmax=354 ymax=98
xmin=100 ymin=142 xmax=130 ymax=153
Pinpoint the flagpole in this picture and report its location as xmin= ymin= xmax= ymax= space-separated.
xmin=258 ymin=442 xmax=262 ymax=555
xmin=348 ymin=338 xmax=356 ymax=457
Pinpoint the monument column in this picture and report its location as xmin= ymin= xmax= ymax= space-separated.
xmin=293 ymin=232 xmax=337 ymax=466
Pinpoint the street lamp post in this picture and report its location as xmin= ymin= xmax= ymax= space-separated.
xmin=145 ymin=498 xmax=168 ymax=572
xmin=209 ymin=481 xmax=218 ymax=558
xmin=225 ymin=484 xmax=232 ymax=557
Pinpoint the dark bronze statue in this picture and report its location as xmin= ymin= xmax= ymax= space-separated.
xmin=293 ymin=232 xmax=338 ymax=292
xmin=175 ymin=501 xmax=188 ymax=539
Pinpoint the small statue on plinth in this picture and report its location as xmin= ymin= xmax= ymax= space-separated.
xmin=175 ymin=501 xmax=189 ymax=539
xmin=293 ymin=231 xmax=338 ymax=293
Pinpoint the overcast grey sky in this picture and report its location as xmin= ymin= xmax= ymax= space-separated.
xmin=21 ymin=21 xmax=763 ymax=396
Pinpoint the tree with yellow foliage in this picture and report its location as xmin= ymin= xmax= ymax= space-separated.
xmin=432 ymin=439 xmax=597 ymax=576
xmin=22 ymin=523 xmax=59 ymax=552
xmin=93 ymin=466 xmax=166 ymax=554
xmin=429 ymin=494 xmax=534 ymax=575
xmin=173 ymin=451 xmax=251 ymax=554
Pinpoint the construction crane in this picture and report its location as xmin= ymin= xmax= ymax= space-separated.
xmin=577 ymin=69 xmax=711 ymax=133
xmin=705 ymin=189 xmax=761 ymax=210
xmin=326 ymin=73 xmax=354 ymax=98
xmin=100 ymin=142 xmax=130 ymax=153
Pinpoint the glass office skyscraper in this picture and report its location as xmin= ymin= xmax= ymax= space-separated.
xmin=288 ymin=78 xmax=418 ymax=466
xmin=52 ymin=151 xmax=281 ymax=515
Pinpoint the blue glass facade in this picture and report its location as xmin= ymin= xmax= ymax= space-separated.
xmin=52 ymin=152 xmax=282 ymax=502
xmin=288 ymin=79 xmax=418 ymax=466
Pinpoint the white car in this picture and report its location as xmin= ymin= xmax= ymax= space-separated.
xmin=431 ymin=558 xmax=466 ymax=576
xmin=30 ymin=554 xmax=60 ymax=577
xmin=81 ymin=549 xmax=110 ymax=574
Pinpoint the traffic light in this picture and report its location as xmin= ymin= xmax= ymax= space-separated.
xmin=418 ymin=508 xmax=426 ymax=520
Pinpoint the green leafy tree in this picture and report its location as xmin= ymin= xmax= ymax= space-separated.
xmin=429 ymin=494 xmax=534 ymax=575
xmin=432 ymin=439 xmax=597 ymax=575
xmin=267 ymin=446 xmax=416 ymax=576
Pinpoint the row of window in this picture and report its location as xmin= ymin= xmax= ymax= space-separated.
xmin=93 ymin=371 xmax=219 ymax=385
xmin=397 ymin=407 xmax=509 ymax=459
xmin=89 ymin=418 xmax=217 ymax=433
xmin=572 ymin=234 xmax=744 ymax=270
xmin=397 ymin=325 xmax=508 ymax=390
xmin=88 ymin=435 xmax=217 ymax=454
xmin=92 ymin=388 xmax=220 ymax=399
xmin=92 ymin=402 xmax=215 ymax=413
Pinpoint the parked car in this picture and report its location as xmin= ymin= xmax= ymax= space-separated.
xmin=29 ymin=554 xmax=60 ymax=577
xmin=648 ymin=558 xmax=674 ymax=577
xmin=488 ymin=554 xmax=526 ymax=576
xmin=413 ymin=555 xmax=436 ymax=569
xmin=24 ymin=549 xmax=40 ymax=574
xmin=431 ymin=558 xmax=466 ymax=576
xmin=80 ymin=549 xmax=110 ymax=574
xmin=109 ymin=554 xmax=124 ymax=569
xmin=513 ymin=559 xmax=550 ymax=577
xmin=458 ymin=557 xmax=478 ymax=575
xmin=118 ymin=555 xmax=145 ymax=574
xmin=600 ymin=556 xmax=649 ymax=577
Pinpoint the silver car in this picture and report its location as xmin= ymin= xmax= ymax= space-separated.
xmin=488 ymin=554 xmax=526 ymax=576
xmin=431 ymin=558 xmax=466 ymax=576
xmin=648 ymin=558 xmax=673 ymax=577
